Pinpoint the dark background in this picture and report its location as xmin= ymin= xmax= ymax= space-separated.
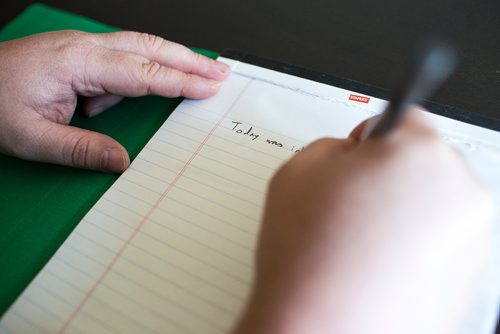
xmin=3 ymin=1 xmax=500 ymax=122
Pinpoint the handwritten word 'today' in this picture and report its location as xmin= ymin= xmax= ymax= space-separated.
xmin=230 ymin=121 xmax=304 ymax=153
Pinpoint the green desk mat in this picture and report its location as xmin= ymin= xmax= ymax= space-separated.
xmin=0 ymin=3 xmax=218 ymax=317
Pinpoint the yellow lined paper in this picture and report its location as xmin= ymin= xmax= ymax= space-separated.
xmin=1 ymin=57 xmax=499 ymax=334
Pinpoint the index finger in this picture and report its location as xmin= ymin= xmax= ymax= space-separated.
xmin=94 ymin=31 xmax=230 ymax=81
xmin=75 ymin=47 xmax=221 ymax=99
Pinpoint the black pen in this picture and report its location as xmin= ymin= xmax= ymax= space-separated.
xmin=361 ymin=41 xmax=458 ymax=139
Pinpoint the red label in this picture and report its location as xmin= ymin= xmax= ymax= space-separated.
xmin=348 ymin=94 xmax=370 ymax=103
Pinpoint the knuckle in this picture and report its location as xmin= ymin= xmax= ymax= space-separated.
xmin=55 ymin=31 xmax=95 ymax=56
xmin=306 ymin=138 xmax=336 ymax=151
xmin=415 ymin=125 xmax=441 ymax=143
xmin=55 ymin=40 xmax=78 ymax=59
xmin=191 ymin=51 xmax=208 ymax=68
xmin=303 ymin=137 xmax=350 ymax=157
xmin=65 ymin=134 xmax=92 ymax=169
xmin=160 ymin=69 xmax=189 ymax=97
xmin=53 ymin=32 xmax=99 ymax=84
xmin=138 ymin=32 xmax=167 ymax=53
xmin=140 ymin=60 xmax=163 ymax=94
xmin=177 ymin=72 xmax=192 ymax=96
xmin=192 ymin=52 xmax=218 ymax=76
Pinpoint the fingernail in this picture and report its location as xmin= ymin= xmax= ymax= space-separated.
xmin=88 ymin=105 xmax=105 ymax=118
xmin=214 ymin=61 xmax=230 ymax=75
xmin=210 ymin=80 xmax=221 ymax=90
xmin=101 ymin=148 xmax=128 ymax=173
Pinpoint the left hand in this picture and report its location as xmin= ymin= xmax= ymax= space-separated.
xmin=0 ymin=30 xmax=230 ymax=172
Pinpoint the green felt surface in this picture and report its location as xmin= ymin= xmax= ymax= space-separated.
xmin=0 ymin=3 xmax=217 ymax=317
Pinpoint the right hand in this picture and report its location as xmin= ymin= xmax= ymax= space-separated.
xmin=234 ymin=109 xmax=495 ymax=334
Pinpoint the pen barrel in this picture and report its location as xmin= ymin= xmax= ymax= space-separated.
xmin=365 ymin=41 xmax=457 ymax=139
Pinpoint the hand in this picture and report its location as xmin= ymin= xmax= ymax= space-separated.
xmin=234 ymin=109 xmax=495 ymax=334
xmin=0 ymin=30 xmax=230 ymax=172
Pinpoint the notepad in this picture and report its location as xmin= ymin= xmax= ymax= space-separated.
xmin=1 ymin=53 xmax=499 ymax=334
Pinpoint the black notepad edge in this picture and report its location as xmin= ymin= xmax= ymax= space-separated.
xmin=221 ymin=49 xmax=500 ymax=132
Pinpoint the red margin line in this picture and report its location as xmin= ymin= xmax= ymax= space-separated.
xmin=59 ymin=79 xmax=253 ymax=333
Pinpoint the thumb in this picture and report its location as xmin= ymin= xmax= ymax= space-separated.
xmin=24 ymin=119 xmax=130 ymax=173
xmin=348 ymin=117 xmax=373 ymax=141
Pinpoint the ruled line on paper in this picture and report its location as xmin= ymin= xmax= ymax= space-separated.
xmin=7 ymin=309 xmax=49 ymax=334
xmin=144 ymin=140 xmax=269 ymax=183
xmin=91 ymin=192 xmax=255 ymax=251
xmin=162 ymin=116 xmax=291 ymax=163
xmin=61 ymin=238 xmax=245 ymax=323
xmin=180 ymin=100 xmax=313 ymax=145
xmin=95 ymin=187 xmax=254 ymax=263
xmin=62 ymin=230 xmax=248 ymax=310
xmin=152 ymin=133 xmax=277 ymax=173
xmin=117 ymin=172 xmax=261 ymax=223
xmin=29 ymin=279 xmax=130 ymax=334
xmin=64 ymin=231 xmax=240 ymax=326
xmin=126 ymin=162 xmax=263 ymax=209
xmin=160 ymin=120 xmax=286 ymax=165
xmin=104 ymin=172 xmax=259 ymax=239
xmin=83 ymin=211 xmax=254 ymax=276
xmin=137 ymin=152 xmax=265 ymax=195
xmin=44 ymin=257 xmax=208 ymax=334
xmin=58 ymin=79 xmax=255 ymax=333
xmin=167 ymin=109 xmax=308 ymax=155
xmin=83 ymin=212 xmax=252 ymax=272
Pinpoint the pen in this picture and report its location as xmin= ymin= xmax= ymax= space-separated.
xmin=361 ymin=41 xmax=458 ymax=139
